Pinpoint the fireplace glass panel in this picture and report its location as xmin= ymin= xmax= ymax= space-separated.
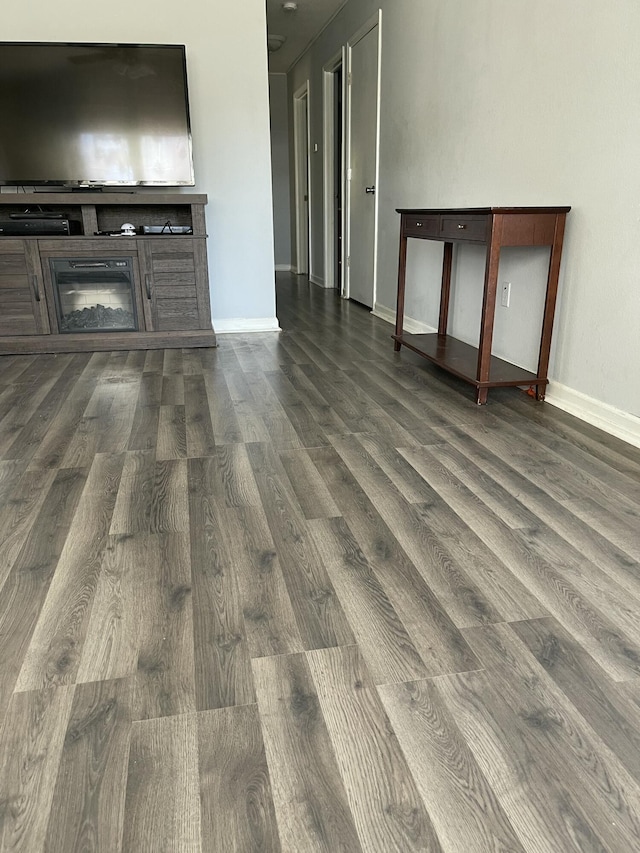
xmin=50 ymin=259 xmax=138 ymax=333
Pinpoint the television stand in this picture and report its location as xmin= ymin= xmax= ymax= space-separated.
xmin=0 ymin=192 xmax=216 ymax=354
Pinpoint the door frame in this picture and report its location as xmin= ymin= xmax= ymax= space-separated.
xmin=322 ymin=48 xmax=345 ymax=291
xmin=293 ymin=81 xmax=311 ymax=276
xmin=343 ymin=10 xmax=382 ymax=302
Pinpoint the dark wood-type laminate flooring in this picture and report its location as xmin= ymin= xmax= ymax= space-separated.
xmin=1 ymin=272 xmax=640 ymax=851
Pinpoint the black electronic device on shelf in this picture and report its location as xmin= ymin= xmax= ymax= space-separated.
xmin=141 ymin=224 xmax=192 ymax=234
xmin=0 ymin=218 xmax=79 ymax=236
xmin=9 ymin=211 xmax=65 ymax=219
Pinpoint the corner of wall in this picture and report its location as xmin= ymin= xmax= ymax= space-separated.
xmin=372 ymin=302 xmax=437 ymax=334
xmin=310 ymin=274 xmax=331 ymax=288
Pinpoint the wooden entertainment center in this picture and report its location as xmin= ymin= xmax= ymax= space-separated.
xmin=0 ymin=192 xmax=216 ymax=354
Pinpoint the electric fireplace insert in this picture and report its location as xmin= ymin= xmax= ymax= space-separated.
xmin=50 ymin=258 xmax=138 ymax=333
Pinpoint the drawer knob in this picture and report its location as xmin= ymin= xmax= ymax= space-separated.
xmin=457 ymin=223 xmax=467 ymax=229
xmin=416 ymin=221 xmax=423 ymax=227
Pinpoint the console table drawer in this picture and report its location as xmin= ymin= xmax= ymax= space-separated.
xmin=404 ymin=215 xmax=439 ymax=238
xmin=439 ymin=214 xmax=488 ymax=242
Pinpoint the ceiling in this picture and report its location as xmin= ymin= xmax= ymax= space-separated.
xmin=266 ymin=0 xmax=348 ymax=74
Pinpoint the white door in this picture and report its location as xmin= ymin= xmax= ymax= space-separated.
xmin=293 ymin=85 xmax=310 ymax=275
xmin=346 ymin=22 xmax=379 ymax=307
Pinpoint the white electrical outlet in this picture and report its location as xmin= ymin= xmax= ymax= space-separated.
xmin=501 ymin=281 xmax=511 ymax=308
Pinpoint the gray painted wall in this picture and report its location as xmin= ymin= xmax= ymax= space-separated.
xmin=269 ymin=74 xmax=293 ymax=269
xmin=289 ymin=0 xmax=640 ymax=419
xmin=3 ymin=0 xmax=278 ymax=332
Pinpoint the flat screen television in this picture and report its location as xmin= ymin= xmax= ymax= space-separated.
xmin=0 ymin=42 xmax=194 ymax=188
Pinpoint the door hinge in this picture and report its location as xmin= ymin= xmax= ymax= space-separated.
xmin=347 ymin=168 xmax=352 ymax=181
xmin=347 ymin=72 xmax=352 ymax=86
xmin=347 ymin=255 xmax=351 ymax=267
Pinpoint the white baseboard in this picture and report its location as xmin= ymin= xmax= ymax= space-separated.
xmin=310 ymin=274 xmax=329 ymax=288
xmin=372 ymin=302 xmax=437 ymax=334
xmin=372 ymin=303 xmax=640 ymax=449
xmin=214 ymin=317 xmax=281 ymax=334
xmin=371 ymin=303 xmax=396 ymax=325
xmin=545 ymin=381 xmax=640 ymax=449
xmin=275 ymin=264 xmax=292 ymax=272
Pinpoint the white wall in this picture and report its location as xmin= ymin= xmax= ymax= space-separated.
xmin=289 ymin=0 xmax=640 ymax=426
xmin=2 ymin=0 xmax=278 ymax=332
xmin=269 ymin=74 xmax=293 ymax=270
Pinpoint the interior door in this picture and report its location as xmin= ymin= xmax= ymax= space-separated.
xmin=293 ymin=87 xmax=310 ymax=276
xmin=334 ymin=66 xmax=343 ymax=289
xmin=347 ymin=23 xmax=379 ymax=307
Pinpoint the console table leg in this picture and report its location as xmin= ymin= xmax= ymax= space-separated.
xmin=476 ymin=217 xmax=503 ymax=390
xmin=438 ymin=242 xmax=453 ymax=335
xmin=394 ymin=232 xmax=408 ymax=344
xmin=537 ymin=213 xmax=567 ymax=385
xmin=476 ymin=387 xmax=489 ymax=405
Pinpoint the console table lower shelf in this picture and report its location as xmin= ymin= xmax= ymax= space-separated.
xmin=391 ymin=332 xmax=542 ymax=395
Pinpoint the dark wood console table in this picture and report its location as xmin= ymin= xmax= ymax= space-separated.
xmin=393 ymin=206 xmax=570 ymax=404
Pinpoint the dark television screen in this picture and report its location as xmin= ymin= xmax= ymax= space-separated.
xmin=0 ymin=42 xmax=194 ymax=187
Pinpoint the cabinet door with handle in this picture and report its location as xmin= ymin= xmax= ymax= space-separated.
xmin=0 ymin=240 xmax=49 ymax=335
xmin=138 ymin=238 xmax=211 ymax=332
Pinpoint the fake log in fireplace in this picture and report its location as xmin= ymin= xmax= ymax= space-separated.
xmin=50 ymin=258 xmax=138 ymax=333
